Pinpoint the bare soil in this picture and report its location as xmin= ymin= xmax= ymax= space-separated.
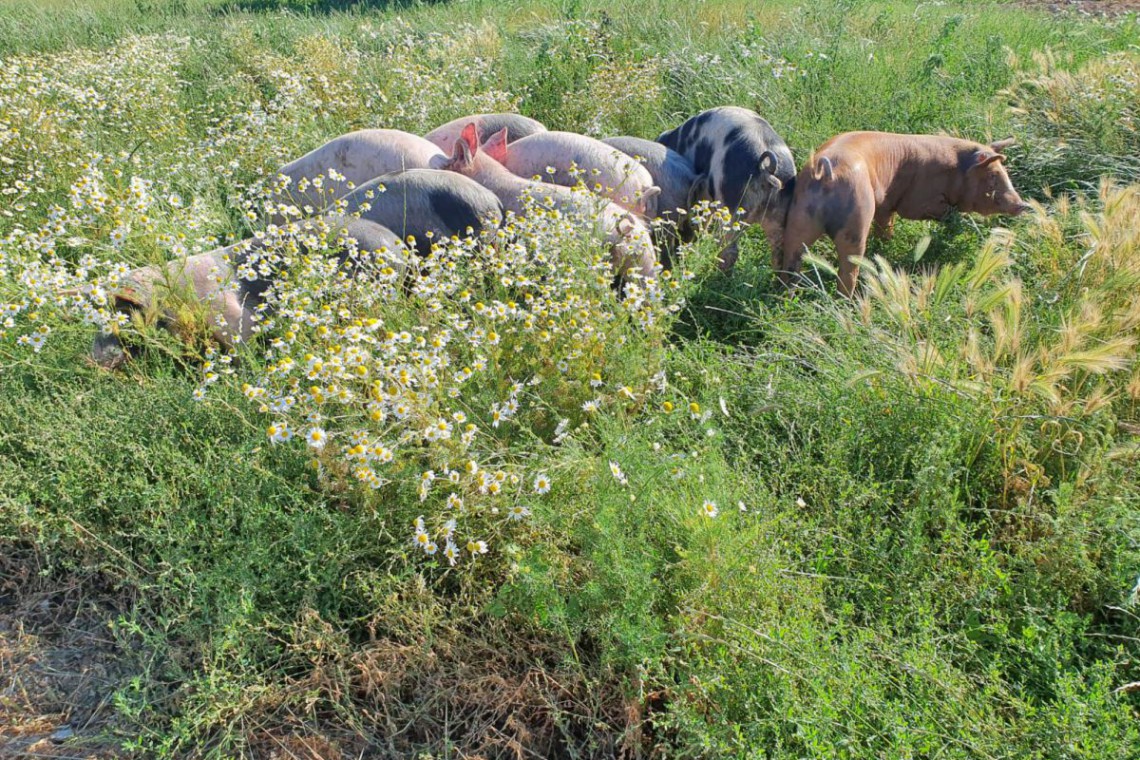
xmin=0 ymin=551 xmax=132 ymax=759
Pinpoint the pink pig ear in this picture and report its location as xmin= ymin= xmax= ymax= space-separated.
xmin=446 ymin=124 xmax=478 ymax=170
xmin=459 ymin=121 xmax=480 ymax=156
xmin=481 ymin=127 xmax=509 ymax=163
xmin=971 ymin=151 xmax=1004 ymax=171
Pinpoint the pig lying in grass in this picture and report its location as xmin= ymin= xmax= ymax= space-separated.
xmin=781 ymin=132 xmax=1031 ymax=296
xmin=336 ymin=168 xmax=504 ymax=258
xmin=496 ymin=130 xmax=661 ymax=218
xmin=656 ymin=106 xmax=797 ymax=272
xmin=92 ymin=217 xmax=408 ymax=368
xmin=440 ymin=123 xmax=657 ymax=280
xmin=270 ymin=129 xmax=446 ymax=220
xmin=424 ymin=113 xmax=547 ymax=155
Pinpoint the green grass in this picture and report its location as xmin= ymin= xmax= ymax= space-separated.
xmin=2 ymin=0 xmax=1140 ymax=757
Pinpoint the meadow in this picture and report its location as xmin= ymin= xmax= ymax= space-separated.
xmin=2 ymin=0 xmax=1140 ymax=757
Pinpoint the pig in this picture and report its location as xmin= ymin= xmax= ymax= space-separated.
xmin=656 ymin=106 xmax=796 ymax=272
xmin=440 ymin=123 xmax=656 ymax=280
xmin=270 ymin=129 xmax=446 ymax=220
xmin=495 ymin=131 xmax=661 ymax=218
xmin=781 ymin=132 xmax=1031 ymax=296
xmin=91 ymin=217 xmax=408 ymax=368
xmin=601 ymin=136 xmax=698 ymax=266
xmin=336 ymin=168 xmax=504 ymax=257
xmin=424 ymin=113 xmax=547 ymax=155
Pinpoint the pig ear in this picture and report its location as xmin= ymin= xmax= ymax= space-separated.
xmin=758 ymin=150 xmax=778 ymax=174
xmin=616 ymin=213 xmax=636 ymax=237
xmin=447 ymin=136 xmax=473 ymax=169
xmin=481 ymin=127 xmax=509 ymax=163
xmin=971 ymin=151 xmax=1004 ymax=171
xmin=990 ymin=138 xmax=1016 ymax=154
xmin=459 ymin=121 xmax=480 ymax=156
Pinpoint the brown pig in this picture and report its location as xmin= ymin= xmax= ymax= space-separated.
xmin=781 ymin=132 xmax=1030 ymax=296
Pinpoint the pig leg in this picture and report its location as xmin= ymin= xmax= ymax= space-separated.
xmin=830 ymin=180 xmax=875 ymax=297
xmin=871 ymin=209 xmax=895 ymax=241
xmin=834 ymin=221 xmax=871 ymax=297
xmin=717 ymin=239 xmax=740 ymax=272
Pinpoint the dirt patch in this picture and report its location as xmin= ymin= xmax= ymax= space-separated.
xmin=1018 ymin=0 xmax=1140 ymax=15
xmin=0 ymin=549 xmax=134 ymax=759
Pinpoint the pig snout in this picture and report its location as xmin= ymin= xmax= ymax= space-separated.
xmin=91 ymin=332 xmax=129 ymax=369
xmin=994 ymin=191 xmax=1030 ymax=216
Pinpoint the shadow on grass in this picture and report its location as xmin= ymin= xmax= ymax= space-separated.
xmin=668 ymin=214 xmax=999 ymax=347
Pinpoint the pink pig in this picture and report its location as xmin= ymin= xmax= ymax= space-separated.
xmin=439 ymin=122 xmax=657 ymax=281
xmin=270 ymin=129 xmax=446 ymax=219
xmin=496 ymin=130 xmax=661 ymax=218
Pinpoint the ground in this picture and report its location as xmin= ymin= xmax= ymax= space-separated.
xmin=2 ymin=0 xmax=1139 ymax=757
xmin=1 ymin=556 xmax=129 ymax=758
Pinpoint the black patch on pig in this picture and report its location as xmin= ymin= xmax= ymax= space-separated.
xmin=427 ymin=188 xmax=485 ymax=237
xmin=692 ymin=139 xmax=714 ymax=175
xmin=782 ymin=174 xmax=797 ymax=199
xmin=719 ymin=137 xmax=766 ymax=210
xmin=822 ymin=192 xmax=857 ymax=238
xmin=956 ymin=147 xmax=980 ymax=175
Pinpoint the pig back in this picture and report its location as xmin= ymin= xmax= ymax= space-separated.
xmin=501 ymin=131 xmax=658 ymax=216
xmin=338 ymin=169 xmax=505 ymax=256
xmin=273 ymin=130 xmax=446 ymax=217
xmin=425 ymin=113 xmax=548 ymax=154
xmin=656 ymin=106 xmax=796 ymax=221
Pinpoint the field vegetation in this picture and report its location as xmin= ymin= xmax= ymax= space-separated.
xmin=2 ymin=0 xmax=1140 ymax=757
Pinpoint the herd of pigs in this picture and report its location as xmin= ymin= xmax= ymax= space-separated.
xmin=91 ymin=106 xmax=1030 ymax=368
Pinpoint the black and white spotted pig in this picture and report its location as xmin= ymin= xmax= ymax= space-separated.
xmin=601 ymin=136 xmax=697 ymax=266
xmin=337 ymin=168 xmax=505 ymax=258
xmin=92 ymin=216 xmax=409 ymax=368
xmin=656 ymin=106 xmax=796 ymax=272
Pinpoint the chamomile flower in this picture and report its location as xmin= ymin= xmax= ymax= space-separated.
xmin=533 ymin=473 xmax=552 ymax=494
xmin=701 ymin=499 xmax=719 ymax=518
xmin=443 ymin=541 xmax=460 ymax=566
xmin=609 ymin=460 xmax=628 ymax=485
xmin=267 ymin=423 xmax=292 ymax=444
xmin=306 ymin=427 xmax=327 ymax=449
